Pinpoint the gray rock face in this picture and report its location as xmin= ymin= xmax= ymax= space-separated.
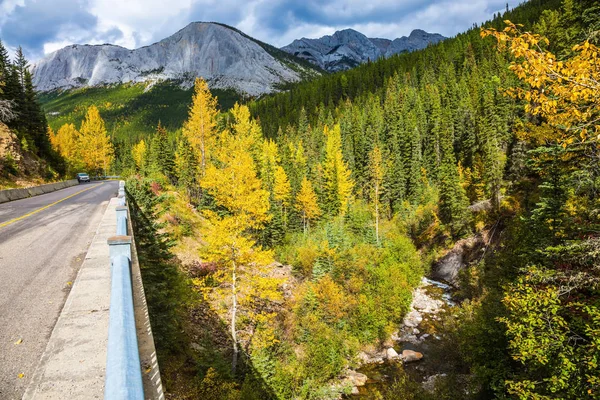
xmin=281 ymin=28 xmax=445 ymax=72
xmin=431 ymin=234 xmax=487 ymax=287
xmin=32 ymin=22 xmax=316 ymax=96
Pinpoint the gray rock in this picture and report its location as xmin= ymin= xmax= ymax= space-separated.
xmin=403 ymin=310 xmax=423 ymax=327
xmin=345 ymin=370 xmax=368 ymax=386
xmin=190 ymin=342 xmax=203 ymax=352
xmin=282 ymin=28 xmax=445 ymax=72
xmin=401 ymin=349 xmax=423 ymax=363
xmin=386 ymin=347 xmax=399 ymax=360
xmin=33 ymin=22 xmax=317 ymax=96
xmin=422 ymin=374 xmax=447 ymax=392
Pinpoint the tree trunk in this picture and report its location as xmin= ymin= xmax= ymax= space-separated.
xmin=231 ymin=259 xmax=238 ymax=375
xmin=303 ymin=211 xmax=307 ymax=236
xmin=375 ymin=183 xmax=380 ymax=246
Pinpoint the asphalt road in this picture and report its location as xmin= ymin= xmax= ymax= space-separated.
xmin=0 ymin=180 xmax=118 ymax=399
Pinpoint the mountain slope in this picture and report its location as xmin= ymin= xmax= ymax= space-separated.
xmin=33 ymin=22 xmax=320 ymax=96
xmin=281 ymin=28 xmax=445 ymax=72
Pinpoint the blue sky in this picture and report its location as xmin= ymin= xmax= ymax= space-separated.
xmin=0 ymin=0 xmax=523 ymax=62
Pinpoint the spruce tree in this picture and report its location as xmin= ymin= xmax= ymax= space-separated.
xmin=175 ymin=135 xmax=198 ymax=194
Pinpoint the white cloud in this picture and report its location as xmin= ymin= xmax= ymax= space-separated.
xmin=0 ymin=0 xmax=527 ymax=61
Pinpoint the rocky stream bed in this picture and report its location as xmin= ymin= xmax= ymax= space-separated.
xmin=340 ymin=277 xmax=457 ymax=398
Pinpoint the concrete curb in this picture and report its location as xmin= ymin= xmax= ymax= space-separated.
xmin=0 ymin=179 xmax=79 ymax=204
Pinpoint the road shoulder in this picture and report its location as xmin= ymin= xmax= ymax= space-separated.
xmin=22 ymin=197 xmax=118 ymax=400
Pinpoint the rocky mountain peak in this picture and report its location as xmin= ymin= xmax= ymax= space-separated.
xmin=281 ymin=28 xmax=445 ymax=72
xmin=32 ymin=22 xmax=318 ymax=96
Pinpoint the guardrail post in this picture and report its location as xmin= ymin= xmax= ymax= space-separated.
xmin=118 ymin=180 xmax=126 ymax=205
xmin=106 ymin=235 xmax=144 ymax=400
xmin=116 ymin=206 xmax=128 ymax=236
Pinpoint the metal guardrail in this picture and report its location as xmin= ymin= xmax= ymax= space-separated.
xmin=105 ymin=181 xmax=144 ymax=400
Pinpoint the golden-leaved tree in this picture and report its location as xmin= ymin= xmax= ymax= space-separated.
xmin=198 ymin=104 xmax=282 ymax=374
xmin=51 ymin=123 xmax=80 ymax=166
xmin=78 ymin=105 xmax=114 ymax=175
xmin=131 ymin=139 xmax=147 ymax=172
xmin=322 ymin=124 xmax=354 ymax=216
xmin=182 ymin=78 xmax=218 ymax=175
xmin=482 ymin=21 xmax=600 ymax=143
xmin=295 ymin=176 xmax=321 ymax=235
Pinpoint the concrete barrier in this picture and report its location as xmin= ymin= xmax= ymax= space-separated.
xmin=0 ymin=179 xmax=79 ymax=204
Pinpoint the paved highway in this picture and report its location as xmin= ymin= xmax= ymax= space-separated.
xmin=0 ymin=181 xmax=118 ymax=399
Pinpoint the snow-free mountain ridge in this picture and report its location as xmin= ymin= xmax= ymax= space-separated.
xmin=32 ymin=23 xmax=444 ymax=95
xmin=32 ymin=22 xmax=317 ymax=96
xmin=281 ymin=29 xmax=445 ymax=72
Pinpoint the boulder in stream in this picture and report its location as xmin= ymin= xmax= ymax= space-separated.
xmin=345 ymin=370 xmax=368 ymax=386
xmin=403 ymin=310 xmax=423 ymax=327
xmin=386 ymin=347 xmax=399 ymax=360
xmin=401 ymin=349 xmax=423 ymax=363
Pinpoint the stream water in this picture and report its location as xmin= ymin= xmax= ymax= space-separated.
xmin=350 ymin=277 xmax=457 ymax=398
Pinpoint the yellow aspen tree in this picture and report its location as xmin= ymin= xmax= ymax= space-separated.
xmin=79 ymin=106 xmax=114 ymax=175
xmin=295 ymin=176 xmax=321 ymax=235
xmin=48 ymin=126 xmax=57 ymax=150
xmin=199 ymin=128 xmax=280 ymax=374
xmin=369 ymin=145 xmax=385 ymax=246
xmin=273 ymin=165 xmax=291 ymax=227
xmin=131 ymin=139 xmax=147 ymax=171
xmin=482 ymin=22 xmax=600 ymax=143
xmin=182 ymin=78 xmax=218 ymax=175
xmin=322 ymin=124 xmax=354 ymax=216
xmin=54 ymin=123 xmax=80 ymax=161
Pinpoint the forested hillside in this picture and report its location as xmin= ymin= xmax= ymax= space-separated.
xmin=0 ymin=42 xmax=63 ymax=186
xmin=42 ymin=0 xmax=600 ymax=398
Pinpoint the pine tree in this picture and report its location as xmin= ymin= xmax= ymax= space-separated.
xmin=175 ymin=135 xmax=198 ymax=196
xmin=23 ymin=69 xmax=50 ymax=157
xmin=369 ymin=145 xmax=385 ymax=245
xmin=438 ymin=109 xmax=471 ymax=237
xmin=273 ymin=165 xmax=291 ymax=228
xmin=148 ymin=122 xmax=174 ymax=180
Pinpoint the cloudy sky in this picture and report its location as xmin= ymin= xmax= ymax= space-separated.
xmin=0 ymin=0 xmax=521 ymax=62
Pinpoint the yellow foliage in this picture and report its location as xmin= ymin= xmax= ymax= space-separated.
xmin=273 ymin=165 xmax=291 ymax=207
xmin=198 ymin=115 xmax=282 ymax=368
xmin=312 ymin=275 xmax=350 ymax=322
xmin=482 ymin=22 xmax=600 ymax=143
xmin=295 ymin=176 xmax=321 ymax=233
xmin=323 ymin=124 xmax=354 ymax=215
xmin=53 ymin=123 xmax=80 ymax=161
xmin=230 ymin=103 xmax=262 ymax=157
xmin=182 ymin=78 xmax=218 ymax=174
xmin=259 ymin=139 xmax=280 ymax=192
xmin=131 ymin=139 xmax=147 ymax=170
xmin=78 ymin=106 xmax=114 ymax=174
xmin=201 ymin=130 xmax=271 ymax=230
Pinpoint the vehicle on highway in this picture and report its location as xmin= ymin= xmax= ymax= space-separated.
xmin=76 ymin=172 xmax=90 ymax=183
